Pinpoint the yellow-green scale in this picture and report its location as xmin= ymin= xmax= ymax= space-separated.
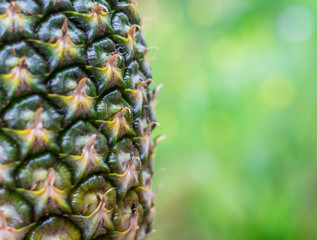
xmin=0 ymin=0 xmax=159 ymax=239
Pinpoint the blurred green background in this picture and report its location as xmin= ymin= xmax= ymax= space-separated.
xmin=138 ymin=0 xmax=317 ymax=239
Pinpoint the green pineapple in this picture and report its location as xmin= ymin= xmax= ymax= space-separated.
xmin=0 ymin=0 xmax=161 ymax=239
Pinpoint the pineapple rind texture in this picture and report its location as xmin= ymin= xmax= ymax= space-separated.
xmin=0 ymin=0 xmax=159 ymax=239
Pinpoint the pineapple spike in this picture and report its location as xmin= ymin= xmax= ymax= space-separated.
xmin=143 ymin=47 xmax=159 ymax=63
xmin=11 ymin=217 xmax=24 ymax=224
xmin=137 ymin=78 xmax=154 ymax=89
xmin=114 ymin=107 xmax=133 ymax=137
xmin=140 ymin=18 xmax=153 ymax=25
xmin=46 ymin=167 xmax=56 ymax=187
xmin=141 ymin=208 xmax=156 ymax=239
xmin=109 ymin=157 xmax=140 ymax=196
xmin=32 ymin=107 xmax=44 ymax=128
xmin=25 ymin=10 xmax=34 ymax=16
xmin=124 ymin=78 xmax=153 ymax=114
xmin=144 ymin=229 xmax=156 ymax=240
xmin=107 ymin=53 xmax=123 ymax=66
xmin=0 ymin=209 xmax=7 ymax=221
xmin=82 ymin=134 xmax=98 ymax=156
xmin=92 ymin=5 xmax=109 ymax=14
xmin=81 ymin=204 xmax=90 ymax=216
xmin=155 ymin=182 xmax=164 ymax=196
xmin=62 ymin=18 xmax=68 ymax=36
xmin=48 ymin=37 xmax=57 ymax=43
xmin=145 ymin=46 xmax=159 ymax=54
xmin=30 ymin=179 xmax=41 ymax=191
xmin=152 ymin=168 xmax=166 ymax=177
xmin=0 ymin=210 xmax=34 ymax=239
xmin=127 ymin=24 xmax=141 ymax=39
xmin=138 ymin=169 xmax=164 ymax=207
xmin=17 ymin=167 xmax=71 ymax=219
xmin=119 ymin=106 xmax=132 ymax=117
xmin=14 ymin=57 xmax=32 ymax=93
xmin=91 ymin=5 xmax=111 ymax=34
xmin=81 ymin=187 xmax=115 ymax=215
xmin=95 ymin=188 xmax=115 ymax=213
xmin=145 ymin=122 xmax=161 ymax=136
xmin=100 ymin=53 xmax=124 ymax=89
xmin=100 ymin=187 xmax=115 ymax=205
xmin=0 ymin=210 xmax=10 ymax=236
xmin=75 ymin=77 xmax=89 ymax=92
xmin=0 ymin=55 xmax=36 ymax=97
xmin=12 ymin=47 xmax=16 ymax=57
xmin=71 ymin=187 xmax=116 ymax=240
xmin=49 ymin=77 xmax=97 ymax=120
xmin=2 ymin=105 xmax=58 ymax=159
xmin=147 ymin=57 xmax=156 ymax=64
xmin=53 ymin=0 xmax=63 ymax=7
xmin=18 ymin=56 xmax=27 ymax=67
xmin=97 ymin=121 xmax=106 ymax=134
xmin=153 ymin=84 xmax=164 ymax=99
xmin=118 ymin=210 xmax=139 ymax=240
xmin=110 ymin=156 xmax=141 ymax=178
xmin=62 ymin=132 xmax=108 ymax=182
xmin=96 ymin=106 xmax=135 ymax=145
xmin=5 ymin=2 xmax=21 ymax=33
xmin=152 ymin=169 xmax=166 ymax=196
xmin=154 ymin=135 xmax=167 ymax=146
xmin=133 ymin=156 xmax=143 ymax=168
xmin=39 ymin=17 xmax=83 ymax=66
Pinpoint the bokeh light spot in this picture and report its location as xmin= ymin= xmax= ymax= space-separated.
xmin=276 ymin=5 xmax=315 ymax=42
xmin=187 ymin=0 xmax=222 ymax=26
xmin=259 ymin=74 xmax=295 ymax=109
xmin=188 ymin=151 xmax=219 ymax=185
xmin=210 ymin=37 xmax=247 ymax=75
xmin=201 ymin=111 xmax=236 ymax=146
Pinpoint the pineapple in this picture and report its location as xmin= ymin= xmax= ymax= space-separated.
xmin=0 ymin=0 xmax=160 ymax=239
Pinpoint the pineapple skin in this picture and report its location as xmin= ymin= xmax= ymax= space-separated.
xmin=0 ymin=1 xmax=159 ymax=239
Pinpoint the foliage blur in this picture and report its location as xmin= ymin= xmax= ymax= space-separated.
xmin=138 ymin=0 xmax=317 ymax=239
